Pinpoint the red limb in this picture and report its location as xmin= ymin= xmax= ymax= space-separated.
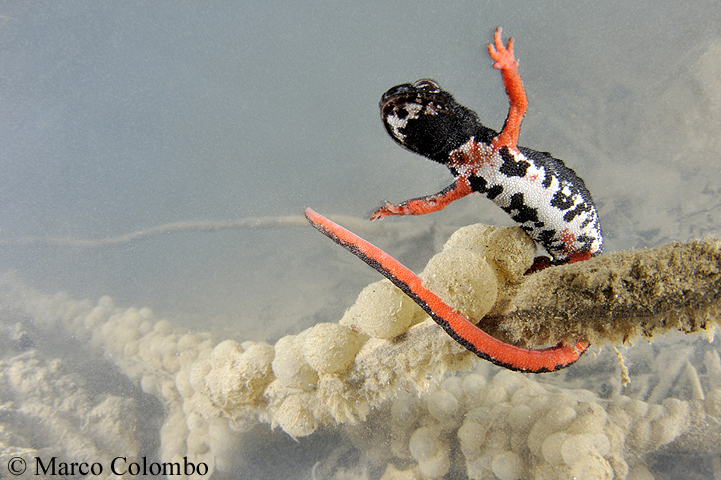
xmin=305 ymin=208 xmax=588 ymax=373
xmin=567 ymin=251 xmax=593 ymax=264
xmin=371 ymin=177 xmax=473 ymax=220
xmin=525 ymin=256 xmax=553 ymax=275
xmin=488 ymin=27 xmax=528 ymax=152
xmin=526 ymin=251 xmax=594 ymax=275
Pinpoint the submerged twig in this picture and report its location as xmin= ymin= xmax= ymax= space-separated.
xmin=481 ymin=238 xmax=721 ymax=348
xmin=1 ymin=214 xmax=386 ymax=248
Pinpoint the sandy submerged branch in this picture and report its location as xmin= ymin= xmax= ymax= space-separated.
xmin=483 ymin=237 xmax=721 ymax=349
xmin=0 ymin=222 xmax=719 ymax=479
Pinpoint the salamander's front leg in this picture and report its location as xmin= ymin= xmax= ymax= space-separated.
xmin=488 ymin=27 xmax=528 ymax=152
xmin=371 ymin=177 xmax=472 ymax=220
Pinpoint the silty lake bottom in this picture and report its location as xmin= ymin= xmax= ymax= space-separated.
xmin=1 ymin=2 xmax=721 ymax=479
xmin=1 ymin=242 xmax=721 ymax=480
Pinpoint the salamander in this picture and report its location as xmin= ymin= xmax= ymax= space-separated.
xmin=304 ymin=28 xmax=594 ymax=372
xmin=373 ymin=27 xmax=603 ymax=266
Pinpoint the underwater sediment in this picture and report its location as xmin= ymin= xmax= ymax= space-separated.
xmin=0 ymin=222 xmax=719 ymax=479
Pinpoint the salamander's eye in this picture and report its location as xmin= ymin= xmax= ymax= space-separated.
xmin=413 ymin=79 xmax=441 ymax=93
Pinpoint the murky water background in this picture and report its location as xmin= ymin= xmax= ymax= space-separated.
xmin=0 ymin=1 xmax=719 ymax=479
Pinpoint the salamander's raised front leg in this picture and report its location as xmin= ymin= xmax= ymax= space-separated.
xmin=488 ymin=27 xmax=528 ymax=152
xmin=371 ymin=178 xmax=472 ymax=220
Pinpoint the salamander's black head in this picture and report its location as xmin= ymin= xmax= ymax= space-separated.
xmin=380 ymin=79 xmax=495 ymax=163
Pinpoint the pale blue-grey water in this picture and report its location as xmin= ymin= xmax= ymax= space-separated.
xmin=1 ymin=2 xmax=720 ymax=479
